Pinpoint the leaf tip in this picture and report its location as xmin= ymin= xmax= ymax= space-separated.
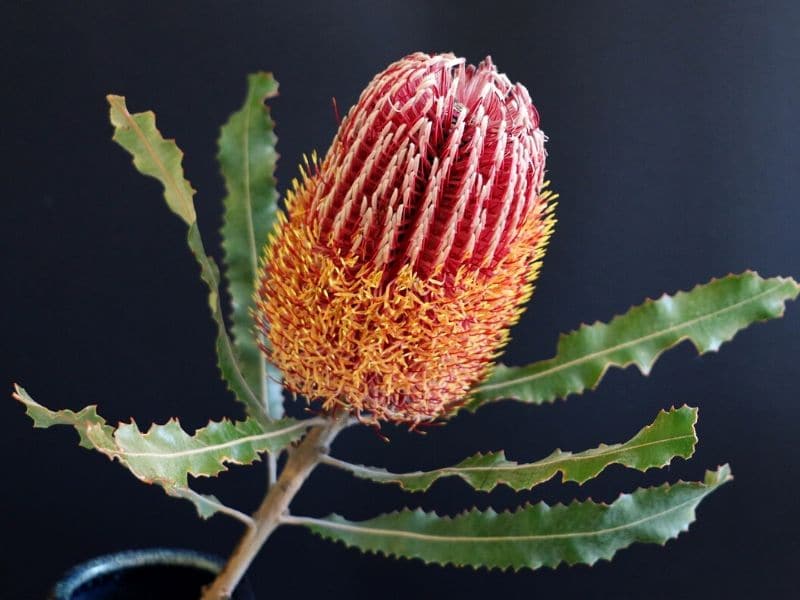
xmin=709 ymin=463 xmax=733 ymax=485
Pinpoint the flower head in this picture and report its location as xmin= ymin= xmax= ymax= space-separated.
xmin=255 ymin=52 xmax=555 ymax=426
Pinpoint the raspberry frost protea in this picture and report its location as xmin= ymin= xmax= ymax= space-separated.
xmin=256 ymin=52 xmax=556 ymax=425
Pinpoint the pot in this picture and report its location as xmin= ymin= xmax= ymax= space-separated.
xmin=50 ymin=548 xmax=255 ymax=600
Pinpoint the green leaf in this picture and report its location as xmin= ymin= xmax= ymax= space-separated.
xmin=13 ymin=384 xmax=313 ymax=518
xmin=288 ymin=465 xmax=732 ymax=571
xmin=466 ymin=272 xmax=799 ymax=411
xmin=163 ymin=486 xmax=229 ymax=520
xmin=12 ymin=386 xmax=116 ymax=452
xmin=107 ymin=95 xmax=196 ymax=225
xmin=187 ymin=224 xmax=267 ymax=424
xmin=325 ymin=406 xmax=697 ymax=492
xmin=100 ymin=414 xmax=310 ymax=485
xmin=107 ymin=95 xmax=268 ymax=426
xmin=218 ymin=73 xmax=284 ymax=421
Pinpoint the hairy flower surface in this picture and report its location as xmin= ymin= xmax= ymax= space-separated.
xmin=256 ymin=52 xmax=555 ymax=425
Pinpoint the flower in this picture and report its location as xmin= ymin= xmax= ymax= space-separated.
xmin=255 ymin=52 xmax=555 ymax=426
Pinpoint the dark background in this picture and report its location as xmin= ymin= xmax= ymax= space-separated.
xmin=2 ymin=1 xmax=799 ymax=598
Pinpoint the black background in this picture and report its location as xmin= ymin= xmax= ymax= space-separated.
xmin=2 ymin=1 xmax=799 ymax=598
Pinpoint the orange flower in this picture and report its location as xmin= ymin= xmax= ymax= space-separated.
xmin=255 ymin=52 xmax=556 ymax=426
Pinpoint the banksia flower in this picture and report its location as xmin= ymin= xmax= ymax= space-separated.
xmin=255 ymin=52 xmax=555 ymax=426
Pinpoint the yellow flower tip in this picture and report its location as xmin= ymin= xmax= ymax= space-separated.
xmin=255 ymin=52 xmax=555 ymax=426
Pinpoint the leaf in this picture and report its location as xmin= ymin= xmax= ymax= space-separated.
xmin=218 ymin=73 xmax=284 ymax=421
xmin=99 ymin=415 xmax=310 ymax=485
xmin=466 ymin=272 xmax=799 ymax=411
xmin=12 ymin=391 xmax=115 ymax=451
xmin=325 ymin=406 xmax=697 ymax=492
xmin=107 ymin=95 xmax=196 ymax=225
xmin=188 ymin=224 xmax=268 ymax=424
xmin=288 ymin=465 xmax=732 ymax=571
xmin=164 ymin=486 xmax=235 ymax=521
xmin=13 ymin=384 xmax=313 ymax=518
xmin=107 ymin=95 xmax=268 ymax=426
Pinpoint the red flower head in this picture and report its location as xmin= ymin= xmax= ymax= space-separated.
xmin=256 ymin=52 xmax=556 ymax=426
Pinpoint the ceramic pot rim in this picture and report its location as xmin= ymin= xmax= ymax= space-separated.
xmin=51 ymin=547 xmax=223 ymax=600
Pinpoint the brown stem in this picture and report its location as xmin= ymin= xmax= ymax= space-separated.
xmin=201 ymin=416 xmax=347 ymax=599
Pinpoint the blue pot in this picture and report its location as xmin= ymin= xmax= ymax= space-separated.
xmin=50 ymin=548 xmax=255 ymax=600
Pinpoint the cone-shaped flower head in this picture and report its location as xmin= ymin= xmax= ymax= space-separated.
xmin=256 ymin=52 xmax=555 ymax=426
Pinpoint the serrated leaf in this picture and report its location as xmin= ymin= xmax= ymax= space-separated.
xmin=218 ymin=73 xmax=284 ymax=421
xmin=100 ymin=414 xmax=310 ymax=485
xmin=290 ymin=465 xmax=732 ymax=571
xmin=107 ymin=95 xmax=196 ymax=225
xmin=327 ymin=406 xmax=697 ymax=492
xmin=164 ymin=486 xmax=230 ymax=520
xmin=11 ymin=389 xmax=115 ymax=451
xmin=466 ymin=272 xmax=799 ymax=411
xmin=107 ymin=95 xmax=268 ymax=426
xmin=187 ymin=224 xmax=267 ymax=424
xmin=13 ymin=385 xmax=311 ymax=518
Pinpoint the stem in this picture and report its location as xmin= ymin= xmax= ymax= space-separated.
xmin=200 ymin=415 xmax=348 ymax=600
xmin=267 ymin=452 xmax=277 ymax=486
